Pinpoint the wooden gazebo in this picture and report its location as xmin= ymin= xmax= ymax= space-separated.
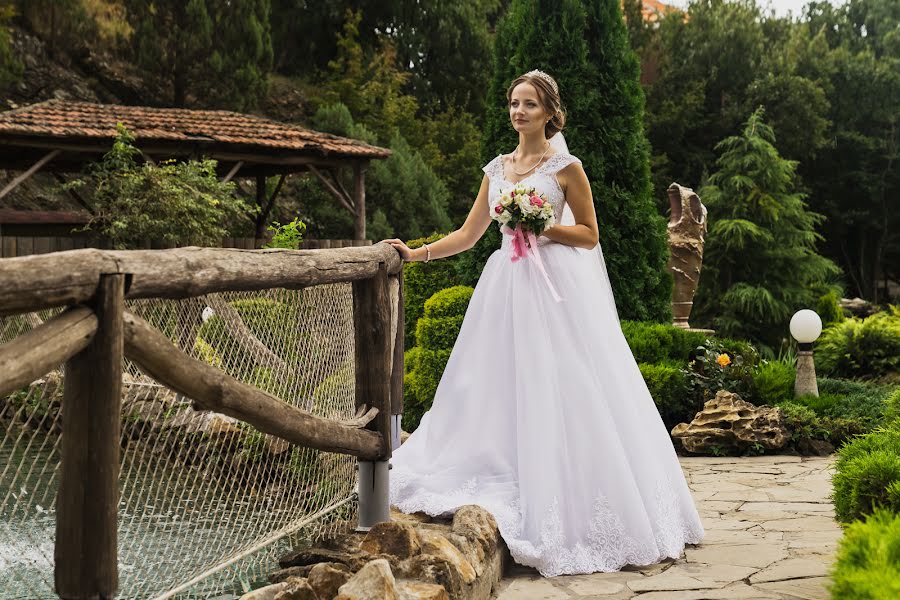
xmin=0 ymin=100 xmax=391 ymax=239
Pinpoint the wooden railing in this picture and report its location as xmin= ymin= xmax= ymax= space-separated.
xmin=0 ymin=243 xmax=404 ymax=599
xmin=0 ymin=236 xmax=372 ymax=257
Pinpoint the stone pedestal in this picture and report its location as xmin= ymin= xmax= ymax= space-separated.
xmin=794 ymin=348 xmax=819 ymax=397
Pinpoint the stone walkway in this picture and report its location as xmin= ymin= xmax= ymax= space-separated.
xmin=496 ymin=456 xmax=841 ymax=600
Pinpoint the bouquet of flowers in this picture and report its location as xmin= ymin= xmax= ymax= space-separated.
xmin=491 ymin=184 xmax=562 ymax=301
xmin=490 ymin=184 xmax=556 ymax=236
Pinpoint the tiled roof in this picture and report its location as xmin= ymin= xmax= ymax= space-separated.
xmin=0 ymin=100 xmax=391 ymax=160
xmin=0 ymin=208 xmax=91 ymax=225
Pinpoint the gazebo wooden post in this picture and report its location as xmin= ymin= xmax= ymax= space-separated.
xmin=255 ymin=174 xmax=267 ymax=240
xmin=353 ymin=162 xmax=367 ymax=241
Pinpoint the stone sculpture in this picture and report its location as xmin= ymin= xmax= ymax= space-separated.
xmin=666 ymin=183 xmax=708 ymax=329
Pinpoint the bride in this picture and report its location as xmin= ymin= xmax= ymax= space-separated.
xmin=381 ymin=70 xmax=704 ymax=577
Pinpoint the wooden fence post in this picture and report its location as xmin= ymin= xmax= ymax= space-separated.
xmin=55 ymin=273 xmax=124 ymax=599
xmin=352 ymin=262 xmax=392 ymax=529
xmin=390 ymin=272 xmax=405 ymax=450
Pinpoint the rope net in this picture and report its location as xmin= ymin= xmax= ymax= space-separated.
xmin=0 ymin=284 xmax=360 ymax=598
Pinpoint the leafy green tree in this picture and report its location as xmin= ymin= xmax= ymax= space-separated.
xmin=125 ymin=0 xmax=272 ymax=110
xmin=795 ymin=0 xmax=900 ymax=302
xmin=471 ymin=0 xmax=672 ymax=322
xmin=67 ymin=125 xmax=250 ymax=249
xmin=694 ymin=108 xmax=841 ymax=352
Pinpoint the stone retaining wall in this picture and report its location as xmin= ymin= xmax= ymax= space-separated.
xmin=244 ymin=506 xmax=510 ymax=600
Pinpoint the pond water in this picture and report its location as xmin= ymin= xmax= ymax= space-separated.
xmin=0 ymin=426 xmax=344 ymax=599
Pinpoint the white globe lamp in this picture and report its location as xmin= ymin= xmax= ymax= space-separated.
xmin=789 ymin=309 xmax=822 ymax=397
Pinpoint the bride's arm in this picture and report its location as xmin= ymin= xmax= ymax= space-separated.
xmin=383 ymin=175 xmax=492 ymax=262
xmin=541 ymin=163 xmax=600 ymax=250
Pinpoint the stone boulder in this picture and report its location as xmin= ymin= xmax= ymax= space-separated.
xmin=273 ymin=577 xmax=318 ymax=600
xmin=336 ymin=558 xmax=399 ymax=600
xmin=671 ymin=390 xmax=790 ymax=454
xmin=307 ymin=562 xmax=351 ymax=599
xmin=360 ymin=521 xmax=421 ymax=559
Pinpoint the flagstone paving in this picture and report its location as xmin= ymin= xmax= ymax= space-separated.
xmin=495 ymin=456 xmax=841 ymax=600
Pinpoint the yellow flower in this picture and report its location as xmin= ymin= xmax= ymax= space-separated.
xmin=716 ymin=354 xmax=731 ymax=367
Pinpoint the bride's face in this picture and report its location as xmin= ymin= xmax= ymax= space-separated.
xmin=509 ymin=82 xmax=550 ymax=137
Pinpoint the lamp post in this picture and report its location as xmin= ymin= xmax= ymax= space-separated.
xmin=790 ymin=309 xmax=823 ymax=397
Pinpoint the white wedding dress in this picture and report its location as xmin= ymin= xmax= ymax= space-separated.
xmin=389 ymin=151 xmax=705 ymax=577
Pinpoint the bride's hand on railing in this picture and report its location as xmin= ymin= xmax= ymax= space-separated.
xmin=381 ymin=238 xmax=416 ymax=261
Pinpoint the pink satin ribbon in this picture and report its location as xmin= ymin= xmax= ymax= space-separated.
xmin=501 ymin=224 xmax=563 ymax=302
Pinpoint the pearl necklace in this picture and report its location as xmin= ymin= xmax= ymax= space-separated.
xmin=510 ymin=141 xmax=551 ymax=176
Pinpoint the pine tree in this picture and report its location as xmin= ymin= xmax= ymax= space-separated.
xmin=694 ymin=107 xmax=841 ymax=351
xmin=126 ymin=0 xmax=272 ymax=110
xmin=467 ymin=0 xmax=672 ymax=321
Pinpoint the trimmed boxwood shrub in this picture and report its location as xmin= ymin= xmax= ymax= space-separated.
xmin=403 ymin=233 xmax=459 ymax=348
xmin=403 ymin=286 xmax=474 ymax=431
xmin=829 ymin=508 xmax=900 ymax=599
xmin=832 ymin=424 xmax=900 ymax=523
xmin=816 ymin=312 xmax=900 ymax=381
xmin=620 ymin=320 xmax=706 ymax=364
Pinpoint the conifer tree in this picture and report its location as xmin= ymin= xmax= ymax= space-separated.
xmin=126 ymin=0 xmax=272 ymax=110
xmin=694 ymin=107 xmax=841 ymax=351
xmin=466 ymin=0 xmax=672 ymax=322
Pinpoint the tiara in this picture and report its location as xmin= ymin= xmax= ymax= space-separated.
xmin=523 ymin=69 xmax=558 ymax=94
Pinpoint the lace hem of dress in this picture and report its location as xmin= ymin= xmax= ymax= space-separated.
xmin=389 ymin=470 xmax=705 ymax=577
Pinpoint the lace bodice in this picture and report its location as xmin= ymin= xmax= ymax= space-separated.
xmin=482 ymin=152 xmax=582 ymax=247
xmin=483 ymin=152 xmax=582 ymax=221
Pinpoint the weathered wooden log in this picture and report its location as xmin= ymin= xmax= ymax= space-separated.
xmin=0 ymin=307 xmax=98 ymax=398
xmin=353 ymin=263 xmax=393 ymax=460
xmin=56 ymin=274 xmax=124 ymax=599
xmin=0 ymin=244 xmax=403 ymax=316
xmin=204 ymin=293 xmax=289 ymax=371
xmin=122 ymin=310 xmax=385 ymax=459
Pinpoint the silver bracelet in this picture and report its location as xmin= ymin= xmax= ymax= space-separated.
xmin=424 ymin=243 xmax=431 ymax=263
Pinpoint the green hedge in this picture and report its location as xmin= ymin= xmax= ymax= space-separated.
xmin=816 ymin=312 xmax=900 ymax=381
xmin=403 ymin=233 xmax=459 ymax=348
xmin=833 ymin=424 xmax=900 ymax=523
xmin=402 ymin=286 xmax=474 ymax=431
xmin=829 ymin=508 xmax=900 ymax=599
xmin=620 ymin=320 xmax=706 ymax=364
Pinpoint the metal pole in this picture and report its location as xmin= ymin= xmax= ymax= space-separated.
xmin=356 ymin=461 xmax=390 ymax=531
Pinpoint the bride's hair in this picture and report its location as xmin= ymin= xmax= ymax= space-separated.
xmin=507 ymin=71 xmax=566 ymax=139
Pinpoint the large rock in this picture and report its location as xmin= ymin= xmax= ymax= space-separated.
xmin=671 ymin=391 xmax=790 ymax=454
xmin=273 ymin=577 xmax=318 ymax=600
xmin=450 ymin=506 xmax=499 ymax=558
xmin=360 ymin=521 xmax=421 ymax=559
xmin=417 ymin=530 xmax=476 ymax=585
xmin=398 ymin=581 xmax=449 ymax=600
xmin=307 ymin=562 xmax=351 ymax=599
xmin=336 ymin=558 xmax=399 ymax=600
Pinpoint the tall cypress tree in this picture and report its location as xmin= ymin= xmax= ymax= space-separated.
xmin=467 ymin=0 xmax=672 ymax=322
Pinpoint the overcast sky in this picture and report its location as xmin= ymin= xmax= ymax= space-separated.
xmin=664 ymin=0 xmax=847 ymax=19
